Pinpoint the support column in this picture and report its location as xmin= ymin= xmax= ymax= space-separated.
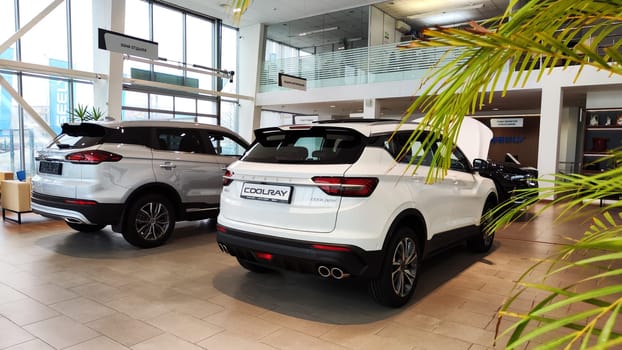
xmin=537 ymin=84 xmax=563 ymax=188
xmin=237 ymin=23 xmax=263 ymax=142
xmin=92 ymin=0 xmax=124 ymax=120
xmin=362 ymin=98 xmax=381 ymax=119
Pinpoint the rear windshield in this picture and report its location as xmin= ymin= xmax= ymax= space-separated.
xmin=48 ymin=124 xmax=150 ymax=149
xmin=242 ymin=127 xmax=365 ymax=164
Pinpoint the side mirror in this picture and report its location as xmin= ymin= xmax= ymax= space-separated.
xmin=472 ymin=158 xmax=489 ymax=171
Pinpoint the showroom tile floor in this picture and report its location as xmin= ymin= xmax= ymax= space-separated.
xmin=0 ymin=204 xmax=616 ymax=349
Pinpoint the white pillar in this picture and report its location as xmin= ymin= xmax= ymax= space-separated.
xmin=92 ymin=0 xmax=124 ymax=120
xmin=237 ymin=23 xmax=263 ymax=142
xmin=362 ymin=98 xmax=381 ymax=118
xmin=537 ymin=84 xmax=563 ymax=187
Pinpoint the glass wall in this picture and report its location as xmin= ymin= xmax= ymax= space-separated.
xmin=121 ymin=0 xmax=231 ymax=125
xmin=0 ymin=0 xmax=240 ymax=173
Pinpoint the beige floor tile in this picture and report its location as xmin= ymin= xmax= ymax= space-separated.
xmin=0 ymin=284 xmax=27 ymax=304
xmin=130 ymin=333 xmax=204 ymax=350
xmin=261 ymin=328 xmax=350 ymax=350
xmin=104 ymin=295 xmax=172 ymax=321
xmin=3 ymin=339 xmax=55 ymax=350
xmin=65 ymin=336 xmax=130 ymax=350
xmin=320 ymin=322 xmax=414 ymax=350
xmin=257 ymin=309 xmax=335 ymax=337
xmin=51 ymin=296 xmax=117 ymax=323
xmin=197 ymin=331 xmax=278 ymax=350
xmin=15 ymin=283 xmax=78 ymax=305
xmin=70 ymin=282 xmax=132 ymax=303
xmin=377 ymin=322 xmax=472 ymax=350
xmin=86 ymin=313 xmax=163 ymax=346
xmin=433 ymin=320 xmax=496 ymax=346
xmin=23 ymin=315 xmax=99 ymax=349
xmin=0 ymin=297 xmax=59 ymax=326
xmin=0 ymin=317 xmax=34 ymax=348
xmin=203 ymin=310 xmax=282 ymax=340
xmin=147 ymin=311 xmax=223 ymax=343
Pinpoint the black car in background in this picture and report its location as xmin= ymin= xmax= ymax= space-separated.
xmin=473 ymin=154 xmax=539 ymax=206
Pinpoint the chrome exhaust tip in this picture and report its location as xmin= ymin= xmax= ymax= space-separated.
xmin=331 ymin=267 xmax=350 ymax=279
xmin=317 ymin=265 xmax=331 ymax=278
xmin=218 ymin=243 xmax=229 ymax=254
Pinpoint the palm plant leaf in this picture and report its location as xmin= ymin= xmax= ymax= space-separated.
xmin=393 ymin=0 xmax=622 ymax=347
xmin=398 ymin=0 xmax=622 ymax=182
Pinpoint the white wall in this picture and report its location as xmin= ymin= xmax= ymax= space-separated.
xmin=558 ymin=106 xmax=580 ymax=173
xmin=586 ymin=90 xmax=622 ymax=109
xmin=369 ymin=7 xmax=395 ymax=46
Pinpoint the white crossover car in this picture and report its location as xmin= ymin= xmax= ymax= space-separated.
xmin=31 ymin=120 xmax=248 ymax=248
xmin=216 ymin=118 xmax=498 ymax=307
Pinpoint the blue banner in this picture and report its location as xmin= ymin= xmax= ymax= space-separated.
xmin=0 ymin=48 xmax=14 ymax=131
xmin=49 ymin=58 xmax=69 ymax=134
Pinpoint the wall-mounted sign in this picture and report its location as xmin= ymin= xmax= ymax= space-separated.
xmin=278 ymin=73 xmax=307 ymax=91
xmin=98 ymin=28 xmax=158 ymax=60
xmin=491 ymin=136 xmax=525 ymax=144
xmin=490 ymin=117 xmax=524 ymax=128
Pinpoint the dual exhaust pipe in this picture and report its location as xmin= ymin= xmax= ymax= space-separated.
xmin=218 ymin=243 xmax=230 ymax=254
xmin=218 ymin=243 xmax=349 ymax=280
xmin=317 ymin=265 xmax=350 ymax=279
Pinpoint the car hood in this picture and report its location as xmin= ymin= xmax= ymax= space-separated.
xmin=415 ymin=116 xmax=492 ymax=163
xmin=456 ymin=117 xmax=493 ymax=163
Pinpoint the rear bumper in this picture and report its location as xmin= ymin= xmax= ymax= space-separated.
xmin=31 ymin=192 xmax=123 ymax=225
xmin=216 ymin=225 xmax=384 ymax=279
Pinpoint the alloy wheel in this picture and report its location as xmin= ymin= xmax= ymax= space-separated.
xmin=391 ymin=237 xmax=418 ymax=297
xmin=134 ymin=202 xmax=170 ymax=241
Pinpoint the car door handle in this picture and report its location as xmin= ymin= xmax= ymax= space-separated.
xmin=159 ymin=162 xmax=176 ymax=169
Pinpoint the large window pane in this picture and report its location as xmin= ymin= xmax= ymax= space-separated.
xmin=221 ymin=26 xmax=237 ymax=94
xmin=175 ymin=96 xmax=195 ymax=114
xmin=151 ymin=94 xmax=173 ymax=111
xmin=123 ymin=90 xmax=148 ymax=109
xmin=124 ymin=0 xmax=150 ymax=39
xmin=19 ymin=2 xmax=68 ymax=66
xmin=187 ymin=15 xmax=214 ymax=90
xmin=220 ymin=100 xmax=238 ymax=132
xmin=153 ymin=4 xmax=183 ymax=63
xmin=124 ymin=0 xmax=150 ymax=78
xmin=73 ymin=82 xmax=94 ymax=121
xmin=0 ymin=0 xmax=15 ymax=60
xmin=71 ymin=0 xmax=93 ymax=71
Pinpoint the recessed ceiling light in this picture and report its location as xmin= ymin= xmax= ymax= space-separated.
xmin=330 ymin=105 xmax=336 ymax=108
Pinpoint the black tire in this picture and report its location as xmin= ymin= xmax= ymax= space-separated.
xmin=66 ymin=222 xmax=106 ymax=232
xmin=369 ymin=226 xmax=420 ymax=308
xmin=467 ymin=200 xmax=496 ymax=253
xmin=236 ymin=257 xmax=274 ymax=273
xmin=122 ymin=194 xmax=175 ymax=248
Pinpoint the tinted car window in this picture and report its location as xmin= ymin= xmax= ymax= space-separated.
xmin=384 ymin=131 xmax=435 ymax=166
xmin=50 ymin=123 xmax=106 ymax=149
xmin=243 ymin=127 xmax=364 ymax=164
xmin=205 ymin=132 xmax=246 ymax=157
xmin=155 ymin=128 xmax=207 ymax=154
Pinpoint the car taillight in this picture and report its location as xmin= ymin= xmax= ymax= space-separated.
xmin=223 ymin=170 xmax=233 ymax=186
xmin=65 ymin=150 xmax=122 ymax=164
xmin=64 ymin=199 xmax=98 ymax=205
xmin=312 ymin=177 xmax=378 ymax=197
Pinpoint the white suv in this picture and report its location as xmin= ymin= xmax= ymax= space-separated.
xmin=32 ymin=120 xmax=248 ymax=248
xmin=216 ymin=118 xmax=498 ymax=307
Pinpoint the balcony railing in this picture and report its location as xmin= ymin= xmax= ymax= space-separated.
xmin=259 ymin=42 xmax=467 ymax=92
